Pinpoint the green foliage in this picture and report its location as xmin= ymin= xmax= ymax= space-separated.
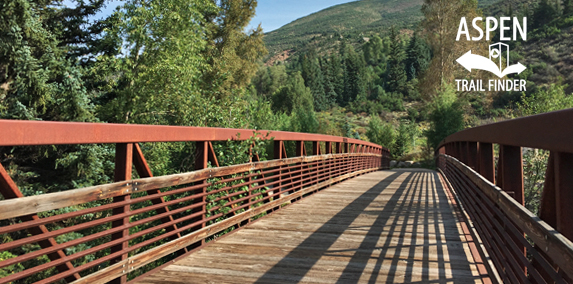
xmin=516 ymin=83 xmax=573 ymax=116
xmin=533 ymin=0 xmax=557 ymax=28
xmin=405 ymin=33 xmax=431 ymax=81
xmin=0 ymin=251 xmax=24 ymax=278
xmin=393 ymin=120 xmax=418 ymax=158
xmin=386 ymin=27 xmax=408 ymax=94
xmin=523 ymin=149 xmax=549 ymax=215
xmin=271 ymin=72 xmax=314 ymax=114
xmin=202 ymin=0 xmax=267 ymax=98
xmin=97 ymin=0 xmax=216 ymax=125
xmin=366 ymin=116 xmax=395 ymax=150
xmin=426 ymin=83 xmax=465 ymax=150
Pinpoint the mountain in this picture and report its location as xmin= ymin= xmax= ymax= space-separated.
xmin=263 ymin=0 xmax=500 ymax=57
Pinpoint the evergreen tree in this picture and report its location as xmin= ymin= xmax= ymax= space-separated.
xmin=342 ymin=44 xmax=367 ymax=105
xmin=386 ymin=27 xmax=407 ymax=94
xmin=328 ymin=52 xmax=345 ymax=105
xmin=320 ymin=57 xmax=338 ymax=110
xmin=300 ymin=51 xmax=329 ymax=111
xmin=0 ymin=0 xmax=95 ymax=122
xmin=564 ymin=0 xmax=573 ymax=15
xmin=533 ymin=0 xmax=557 ymax=28
xmin=252 ymin=64 xmax=288 ymax=99
xmin=405 ymin=33 xmax=432 ymax=81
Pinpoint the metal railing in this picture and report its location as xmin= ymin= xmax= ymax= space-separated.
xmin=0 ymin=119 xmax=390 ymax=284
xmin=436 ymin=109 xmax=573 ymax=284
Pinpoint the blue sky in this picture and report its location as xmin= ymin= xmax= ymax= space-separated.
xmin=67 ymin=0 xmax=356 ymax=33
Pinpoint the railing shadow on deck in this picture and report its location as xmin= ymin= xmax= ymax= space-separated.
xmin=254 ymin=169 xmax=479 ymax=284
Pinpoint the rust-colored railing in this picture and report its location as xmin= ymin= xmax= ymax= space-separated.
xmin=436 ymin=109 xmax=573 ymax=284
xmin=0 ymin=120 xmax=390 ymax=284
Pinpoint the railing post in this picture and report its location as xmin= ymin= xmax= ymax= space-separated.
xmin=478 ymin=143 xmax=495 ymax=183
xmin=467 ymin=142 xmax=478 ymax=170
xmin=499 ymin=144 xmax=526 ymax=274
xmin=499 ymin=145 xmax=524 ymax=203
xmin=110 ymin=143 xmax=133 ymax=284
xmin=295 ymin=141 xmax=304 ymax=193
xmin=274 ymin=140 xmax=284 ymax=199
xmin=553 ymin=152 xmax=573 ymax=240
xmin=194 ymin=141 xmax=211 ymax=243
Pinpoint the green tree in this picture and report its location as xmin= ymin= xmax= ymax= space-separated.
xmin=342 ymin=44 xmax=367 ymax=105
xmin=564 ymin=0 xmax=573 ymax=15
xmin=533 ymin=0 xmax=558 ymax=28
xmin=251 ymin=64 xmax=288 ymax=99
xmin=405 ymin=32 xmax=431 ymax=81
xmin=271 ymin=72 xmax=314 ymax=114
xmin=426 ymin=83 xmax=465 ymax=150
xmin=202 ymin=0 xmax=268 ymax=98
xmin=97 ymin=0 xmax=216 ymax=125
xmin=0 ymin=0 xmax=95 ymax=122
xmin=386 ymin=27 xmax=407 ymax=94
xmin=300 ymin=51 xmax=330 ymax=111
xmin=366 ymin=116 xmax=395 ymax=150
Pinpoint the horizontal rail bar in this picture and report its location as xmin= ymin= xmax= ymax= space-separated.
xmin=0 ymin=119 xmax=382 ymax=148
xmin=437 ymin=108 xmax=573 ymax=152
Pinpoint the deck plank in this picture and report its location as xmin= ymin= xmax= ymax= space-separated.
xmin=135 ymin=169 xmax=484 ymax=284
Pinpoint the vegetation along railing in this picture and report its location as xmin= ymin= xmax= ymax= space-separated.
xmin=0 ymin=119 xmax=390 ymax=284
xmin=436 ymin=109 xmax=573 ymax=284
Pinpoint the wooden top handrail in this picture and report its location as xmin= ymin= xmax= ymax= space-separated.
xmin=0 ymin=119 xmax=383 ymax=148
xmin=437 ymin=108 xmax=573 ymax=153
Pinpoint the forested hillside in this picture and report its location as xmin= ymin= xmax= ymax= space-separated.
xmin=264 ymin=0 xmax=500 ymax=56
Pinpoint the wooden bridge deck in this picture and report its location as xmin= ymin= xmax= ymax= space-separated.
xmin=136 ymin=169 xmax=487 ymax=284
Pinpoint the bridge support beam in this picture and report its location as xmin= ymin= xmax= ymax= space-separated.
xmin=110 ymin=143 xmax=134 ymax=284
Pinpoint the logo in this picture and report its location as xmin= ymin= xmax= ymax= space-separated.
xmin=455 ymin=17 xmax=528 ymax=92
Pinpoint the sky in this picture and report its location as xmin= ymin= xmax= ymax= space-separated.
xmin=65 ymin=0 xmax=356 ymax=33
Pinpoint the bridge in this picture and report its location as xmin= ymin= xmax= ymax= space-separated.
xmin=0 ymin=110 xmax=572 ymax=284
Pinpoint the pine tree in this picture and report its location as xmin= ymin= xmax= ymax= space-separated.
xmin=0 ymin=0 xmax=95 ymax=122
xmin=386 ymin=27 xmax=407 ymax=94
xmin=300 ymin=51 xmax=328 ymax=111
xmin=533 ymin=0 xmax=557 ymax=28
xmin=405 ymin=33 xmax=432 ymax=81
xmin=342 ymin=44 xmax=367 ymax=105
xmin=328 ymin=52 xmax=345 ymax=105
xmin=564 ymin=0 xmax=573 ymax=15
